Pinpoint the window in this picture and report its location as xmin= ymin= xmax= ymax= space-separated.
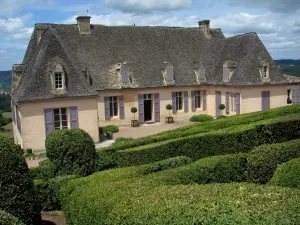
xmin=263 ymin=66 xmax=268 ymax=78
xmin=176 ymin=92 xmax=183 ymax=111
xmin=231 ymin=93 xmax=237 ymax=112
xmin=55 ymin=72 xmax=63 ymax=89
xmin=53 ymin=108 xmax=68 ymax=130
xmin=109 ymin=96 xmax=119 ymax=117
xmin=195 ymin=90 xmax=202 ymax=108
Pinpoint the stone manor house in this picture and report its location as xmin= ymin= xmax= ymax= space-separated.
xmin=10 ymin=16 xmax=300 ymax=151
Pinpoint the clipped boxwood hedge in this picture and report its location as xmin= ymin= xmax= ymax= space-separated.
xmin=99 ymin=114 xmax=300 ymax=168
xmin=29 ymin=160 xmax=56 ymax=180
xmin=102 ymin=105 xmax=300 ymax=151
xmin=102 ymin=125 xmax=119 ymax=133
xmin=189 ymin=114 xmax=214 ymax=122
xmin=136 ymin=156 xmax=192 ymax=175
xmin=247 ymin=138 xmax=300 ymax=184
xmin=0 ymin=210 xmax=25 ymax=225
xmin=270 ymin=158 xmax=300 ymax=188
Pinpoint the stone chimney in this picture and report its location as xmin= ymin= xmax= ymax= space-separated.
xmin=76 ymin=16 xmax=91 ymax=34
xmin=198 ymin=20 xmax=210 ymax=38
xmin=12 ymin=64 xmax=25 ymax=89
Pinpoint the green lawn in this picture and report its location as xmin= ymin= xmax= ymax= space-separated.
xmin=2 ymin=112 xmax=12 ymax=119
xmin=0 ymin=122 xmax=13 ymax=138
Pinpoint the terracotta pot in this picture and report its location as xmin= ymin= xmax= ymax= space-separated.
xmin=165 ymin=116 xmax=174 ymax=123
xmin=131 ymin=120 xmax=140 ymax=127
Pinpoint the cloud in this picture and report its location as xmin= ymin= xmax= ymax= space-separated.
xmin=0 ymin=14 xmax=32 ymax=34
xmin=104 ymin=0 xmax=192 ymax=13
xmin=229 ymin=0 xmax=300 ymax=13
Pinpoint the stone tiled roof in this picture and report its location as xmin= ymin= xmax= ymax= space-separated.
xmin=12 ymin=23 xmax=289 ymax=102
xmin=283 ymin=74 xmax=300 ymax=84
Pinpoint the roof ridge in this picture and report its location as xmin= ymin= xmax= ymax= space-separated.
xmin=226 ymin=32 xmax=257 ymax=39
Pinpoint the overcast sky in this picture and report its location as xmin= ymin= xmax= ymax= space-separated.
xmin=0 ymin=0 xmax=299 ymax=70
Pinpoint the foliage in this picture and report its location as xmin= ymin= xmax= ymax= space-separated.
xmin=100 ymin=105 xmax=300 ymax=153
xmin=46 ymin=128 xmax=98 ymax=176
xmin=35 ymin=175 xmax=76 ymax=211
xmin=0 ymin=135 xmax=41 ymax=225
xmin=189 ymin=114 xmax=214 ymax=122
xmin=131 ymin=107 xmax=137 ymax=113
xmin=136 ymin=156 xmax=192 ymax=175
xmin=166 ymin=104 xmax=172 ymax=111
xmin=247 ymin=138 xmax=300 ymax=184
xmin=102 ymin=125 xmax=119 ymax=133
xmin=219 ymin=103 xmax=225 ymax=110
xmin=217 ymin=115 xmax=227 ymax=119
xmin=0 ymin=210 xmax=25 ymax=225
xmin=0 ymin=111 xmax=11 ymax=127
xmin=0 ymin=93 xmax=11 ymax=112
xmin=99 ymin=114 xmax=300 ymax=168
xmin=270 ymin=158 xmax=300 ymax=188
xmin=287 ymin=98 xmax=292 ymax=104
xmin=29 ymin=160 xmax=56 ymax=180
xmin=112 ymin=137 xmax=133 ymax=146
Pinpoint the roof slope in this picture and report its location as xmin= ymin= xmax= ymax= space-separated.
xmin=12 ymin=23 xmax=288 ymax=102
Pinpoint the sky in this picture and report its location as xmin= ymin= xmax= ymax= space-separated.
xmin=0 ymin=0 xmax=299 ymax=70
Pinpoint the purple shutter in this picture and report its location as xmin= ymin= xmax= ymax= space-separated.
xmin=121 ymin=65 xmax=129 ymax=83
xmin=44 ymin=108 xmax=54 ymax=136
xmin=202 ymin=90 xmax=207 ymax=111
xmin=167 ymin=67 xmax=173 ymax=81
xmin=154 ymin=93 xmax=160 ymax=122
xmin=297 ymin=89 xmax=300 ymax=104
xmin=191 ymin=91 xmax=196 ymax=111
xmin=236 ymin=93 xmax=241 ymax=114
xmin=292 ymin=89 xmax=296 ymax=104
xmin=262 ymin=91 xmax=270 ymax=110
xmin=119 ymin=96 xmax=125 ymax=118
xmin=70 ymin=106 xmax=78 ymax=128
xmin=226 ymin=92 xmax=230 ymax=114
xmin=216 ymin=91 xmax=221 ymax=117
xmin=223 ymin=67 xmax=229 ymax=81
xmin=184 ymin=91 xmax=188 ymax=112
xmin=172 ymin=92 xmax=176 ymax=113
xmin=138 ymin=94 xmax=144 ymax=122
xmin=104 ymin=97 xmax=110 ymax=119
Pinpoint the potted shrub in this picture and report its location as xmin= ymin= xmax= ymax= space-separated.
xmin=219 ymin=104 xmax=225 ymax=116
xmin=165 ymin=104 xmax=174 ymax=123
xmin=131 ymin=107 xmax=139 ymax=127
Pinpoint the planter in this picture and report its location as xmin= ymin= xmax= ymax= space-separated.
xmin=131 ymin=120 xmax=140 ymax=127
xmin=165 ymin=116 xmax=174 ymax=123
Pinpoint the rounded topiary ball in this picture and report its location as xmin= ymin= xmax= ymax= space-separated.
xmin=0 ymin=135 xmax=41 ymax=225
xmin=131 ymin=107 xmax=137 ymax=113
xmin=166 ymin=104 xmax=172 ymax=110
xmin=219 ymin=104 xmax=225 ymax=110
xmin=46 ymin=128 xmax=98 ymax=176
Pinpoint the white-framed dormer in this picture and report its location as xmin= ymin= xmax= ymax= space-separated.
xmin=162 ymin=62 xmax=175 ymax=85
xmin=194 ymin=62 xmax=207 ymax=84
xmin=52 ymin=64 xmax=66 ymax=93
xmin=223 ymin=61 xmax=237 ymax=82
xmin=259 ymin=61 xmax=270 ymax=82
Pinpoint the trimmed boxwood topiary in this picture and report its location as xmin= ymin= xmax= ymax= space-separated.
xmin=46 ymin=128 xmax=98 ymax=176
xmin=0 ymin=135 xmax=41 ymax=225
xmin=29 ymin=159 xmax=56 ymax=180
xmin=102 ymin=125 xmax=119 ymax=133
xmin=0 ymin=210 xmax=25 ymax=225
xmin=190 ymin=114 xmax=214 ymax=122
xmin=270 ymin=158 xmax=300 ymax=188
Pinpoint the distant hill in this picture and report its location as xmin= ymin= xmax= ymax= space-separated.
xmin=274 ymin=59 xmax=300 ymax=77
xmin=0 ymin=71 xmax=12 ymax=88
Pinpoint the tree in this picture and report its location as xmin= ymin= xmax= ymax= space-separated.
xmin=131 ymin=107 xmax=137 ymax=121
xmin=166 ymin=104 xmax=172 ymax=117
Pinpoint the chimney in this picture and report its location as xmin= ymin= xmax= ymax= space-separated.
xmin=76 ymin=16 xmax=92 ymax=34
xmin=198 ymin=20 xmax=210 ymax=38
xmin=12 ymin=64 xmax=25 ymax=90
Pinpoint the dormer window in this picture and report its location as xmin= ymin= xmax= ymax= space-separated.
xmin=259 ymin=62 xmax=270 ymax=80
xmin=166 ymin=65 xmax=174 ymax=81
xmin=55 ymin=72 xmax=63 ymax=89
xmin=194 ymin=62 xmax=206 ymax=83
xmin=121 ymin=63 xmax=129 ymax=83
xmin=263 ymin=66 xmax=268 ymax=78
xmin=223 ymin=61 xmax=237 ymax=82
xmin=162 ymin=63 xmax=175 ymax=85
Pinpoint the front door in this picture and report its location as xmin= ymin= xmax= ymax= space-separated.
xmin=144 ymin=94 xmax=152 ymax=121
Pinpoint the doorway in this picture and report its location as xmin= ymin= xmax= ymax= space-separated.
xmin=144 ymin=94 xmax=153 ymax=122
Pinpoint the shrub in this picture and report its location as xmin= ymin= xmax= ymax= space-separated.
xmin=219 ymin=104 xmax=225 ymax=110
xmin=217 ymin=115 xmax=227 ymax=119
xmin=270 ymin=158 xmax=300 ymax=188
xmin=101 ymin=105 xmax=300 ymax=152
xmin=29 ymin=160 xmax=56 ymax=180
xmin=113 ymin=137 xmax=133 ymax=146
xmin=131 ymin=107 xmax=137 ymax=121
xmin=190 ymin=114 xmax=214 ymax=122
xmin=26 ymin=148 xmax=33 ymax=154
xmin=136 ymin=156 xmax=192 ymax=175
xmin=166 ymin=104 xmax=172 ymax=117
xmin=35 ymin=175 xmax=76 ymax=211
xmin=0 ymin=135 xmax=41 ymax=225
xmin=102 ymin=125 xmax=119 ymax=133
xmin=247 ymin=139 xmax=300 ymax=184
xmin=100 ymin=114 xmax=300 ymax=168
xmin=46 ymin=128 xmax=98 ymax=176
xmin=0 ymin=210 xmax=25 ymax=225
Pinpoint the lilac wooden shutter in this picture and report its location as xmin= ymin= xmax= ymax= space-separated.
xmin=121 ymin=64 xmax=129 ymax=83
xmin=119 ymin=96 xmax=125 ymax=118
xmin=44 ymin=108 xmax=54 ymax=136
xmin=172 ymin=92 xmax=176 ymax=113
xmin=202 ymin=90 xmax=207 ymax=111
xmin=223 ymin=67 xmax=229 ymax=81
xmin=292 ymin=89 xmax=296 ymax=104
xmin=154 ymin=93 xmax=160 ymax=122
xmin=216 ymin=91 xmax=221 ymax=117
xmin=184 ymin=91 xmax=188 ymax=112
xmin=226 ymin=92 xmax=230 ymax=114
xmin=296 ymin=89 xmax=300 ymax=104
xmin=167 ymin=67 xmax=173 ymax=81
xmin=138 ymin=94 xmax=144 ymax=122
xmin=191 ymin=91 xmax=196 ymax=111
xmin=262 ymin=91 xmax=270 ymax=110
xmin=236 ymin=93 xmax=241 ymax=114
xmin=104 ymin=97 xmax=110 ymax=119
xmin=70 ymin=106 xmax=78 ymax=128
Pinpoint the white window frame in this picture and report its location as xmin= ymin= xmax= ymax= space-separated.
xmin=53 ymin=108 xmax=68 ymax=130
xmin=230 ymin=93 xmax=237 ymax=113
xmin=55 ymin=72 xmax=64 ymax=89
xmin=176 ymin=92 xmax=183 ymax=111
xmin=263 ymin=66 xmax=268 ymax=78
xmin=109 ymin=96 xmax=119 ymax=118
xmin=195 ymin=90 xmax=202 ymax=109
